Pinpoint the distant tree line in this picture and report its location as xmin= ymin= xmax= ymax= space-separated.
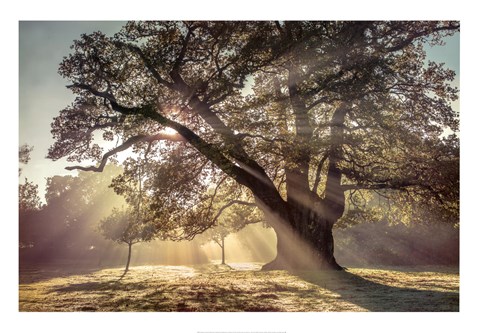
xmin=18 ymin=165 xmax=458 ymax=268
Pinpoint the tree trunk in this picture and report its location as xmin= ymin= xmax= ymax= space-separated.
xmin=228 ymin=102 xmax=348 ymax=271
xmin=221 ymin=236 xmax=225 ymax=265
xmin=124 ymin=242 xmax=132 ymax=273
xmin=261 ymin=103 xmax=348 ymax=271
xmin=261 ymin=204 xmax=343 ymax=271
xmin=251 ymin=189 xmax=341 ymax=271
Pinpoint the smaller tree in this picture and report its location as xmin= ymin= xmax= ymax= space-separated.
xmin=99 ymin=153 xmax=167 ymax=276
xmin=98 ymin=207 xmax=157 ymax=274
xmin=199 ymin=200 xmax=261 ymax=265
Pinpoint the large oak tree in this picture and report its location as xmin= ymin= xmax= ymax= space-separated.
xmin=49 ymin=21 xmax=459 ymax=270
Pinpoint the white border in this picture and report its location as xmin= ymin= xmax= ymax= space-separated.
xmin=4 ymin=1 xmax=477 ymax=333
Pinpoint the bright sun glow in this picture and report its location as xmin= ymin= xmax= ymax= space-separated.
xmin=162 ymin=127 xmax=177 ymax=135
xmin=113 ymin=128 xmax=178 ymax=162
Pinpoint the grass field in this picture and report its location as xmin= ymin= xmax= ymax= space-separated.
xmin=19 ymin=263 xmax=459 ymax=312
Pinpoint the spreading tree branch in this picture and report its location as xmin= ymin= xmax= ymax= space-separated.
xmin=66 ymin=82 xmax=262 ymax=188
xmin=212 ymin=200 xmax=257 ymax=225
xmin=169 ymin=24 xmax=195 ymax=84
xmin=65 ymin=133 xmax=184 ymax=172
xmin=341 ymin=181 xmax=417 ymax=191
xmin=385 ymin=23 xmax=460 ymax=53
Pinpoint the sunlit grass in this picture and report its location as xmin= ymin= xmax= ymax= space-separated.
xmin=19 ymin=263 xmax=459 ymax=312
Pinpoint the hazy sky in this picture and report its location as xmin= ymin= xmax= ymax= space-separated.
xmin=19 ymin=21 xmax=460 ymax=199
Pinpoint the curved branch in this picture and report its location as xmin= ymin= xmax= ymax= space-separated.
xmin=236 ymin=132 xmax=285 ymax=144
xmin=312 ymin=152 xmax=329 ymax=194
xmin=306 ymin=97 xmax=329 ymax=111
xmin=84 ymin=121 xmax=119 ymax=137
xmin=206 ymin=175 xmax=228 ymax=215
xmin=170 ymin=24 xmax=196 ymax=82
xmin=341 ymin=181 xmax=417 ymax=192
xmin=385 ymin=23 xmax=460 ymax=53
xmin=65 ymin=133 xmax=184 ymax=172
xmin=213 ymin=238 xmax=223 ymax=247
xmin=67 ymin=83 xmax=115 ymax=101
xmin=212 ymin=200 xmax=257 ymax=224
xmin=342 ymin=180 xmax=447 ymax=206
xmin=70 ymin=82 xmax=276 ymax=193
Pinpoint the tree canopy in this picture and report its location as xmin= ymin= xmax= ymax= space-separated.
xmin=99 ymin=157 xmax=163 ymax=249
xmin=49 ymin=21 xmax=459 ymax=270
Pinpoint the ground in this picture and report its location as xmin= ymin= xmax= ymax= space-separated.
xmin=19 ymin=263 xmax=459 ymax=312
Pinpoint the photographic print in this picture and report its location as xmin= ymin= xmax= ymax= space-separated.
xmin=19 ymin=20 xmax=459 ymax=313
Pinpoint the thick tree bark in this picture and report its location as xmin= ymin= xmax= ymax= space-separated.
xmin=260 ymin=102 xmax=348 ymax=271
xmin=257 ymin=65 xmax=342 ymax=270
xmin=252 ymin=181 xmax=342 ymax=271
xmin=260 ymin=200 xmax=343 ymax=271
xmin=266 ymin=230 xmax=341 ymax=271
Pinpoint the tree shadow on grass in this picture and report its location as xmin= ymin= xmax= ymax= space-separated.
xmin=295 ymin=269 xmax=459 ymax=312
xmin=19 ymin=265 xmax=103 ymax=284
xmin=51 ymin=280 xmax=151 ymax=293
xmin=142 ymin=285 xmax=282 ymax=312
xmin=49 ymin=279 xmax=281 ymax=312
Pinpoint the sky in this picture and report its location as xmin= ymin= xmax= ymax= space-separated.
xmin=19 ymin=21 xmax=126 ymax=196
xmin=19 ymin=21 xmax=460 ymax=201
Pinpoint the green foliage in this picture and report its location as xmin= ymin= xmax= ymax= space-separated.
xmin=44 ymin=165 xmax=124 ymax=225
xmin=197 ymin=199 xmax=261 ymax=246
xmin=98 ymin=207 xmax=156 ymax=245
xmin=19 ymin=164 xmax=124 ymax=261
xmin=101 ymin=157 xmax=168 ymax=246
xmin=19 ymin=179 xmax=42 ymax=212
